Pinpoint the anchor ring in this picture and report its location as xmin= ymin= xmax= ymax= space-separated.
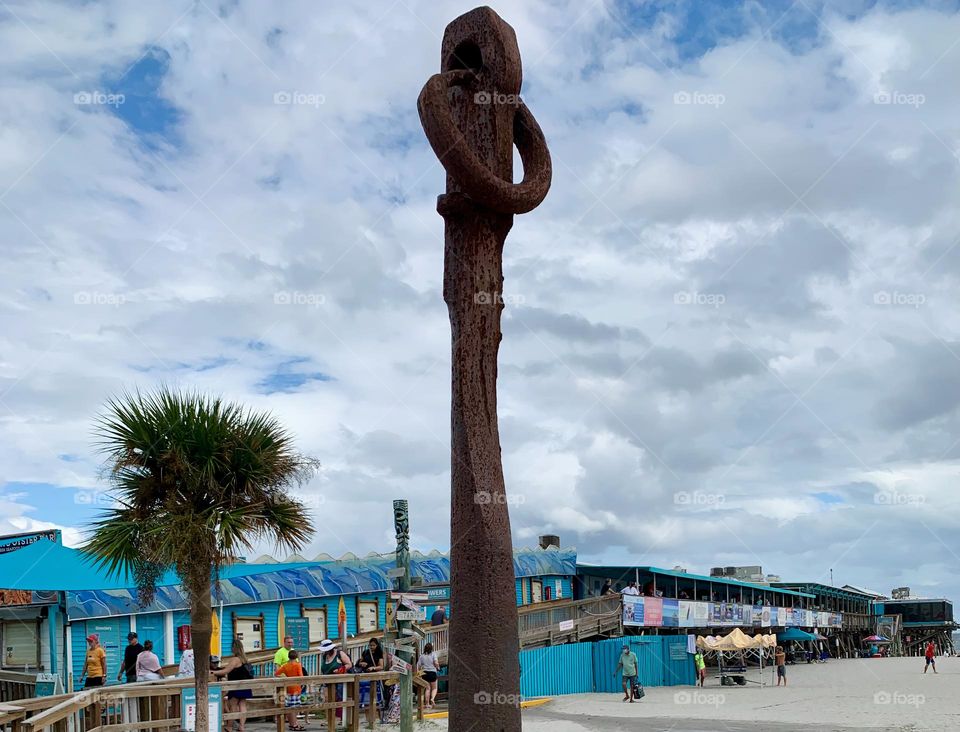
xmin=417 ymin=70 xmax=552 ymax=215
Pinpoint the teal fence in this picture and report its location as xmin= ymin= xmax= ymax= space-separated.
xmin=520 ymin=635 xmax=695 ymax=697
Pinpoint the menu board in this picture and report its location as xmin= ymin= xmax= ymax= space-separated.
xmin=285 ymin=617 xmax=311 ymax=652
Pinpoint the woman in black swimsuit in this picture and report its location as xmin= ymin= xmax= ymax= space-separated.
xmin=213 ymin=639 xmax=254 ymax=732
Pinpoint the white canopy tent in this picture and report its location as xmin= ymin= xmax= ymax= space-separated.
xmin=696 ymin=628 xmax=778 ymax=687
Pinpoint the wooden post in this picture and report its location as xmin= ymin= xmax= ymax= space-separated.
xmin=417 ymin=8 xmax=551 ymax=732
xmin=325 ymin=681 xmax=335 ymax=732
xmin=350 ymin=677 xmax=360 ymax=732
xmin=393 ymin=500 xmax=414 ymax=732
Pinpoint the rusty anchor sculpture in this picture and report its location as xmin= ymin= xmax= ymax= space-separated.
xmin=418 ymin=6 xmax=551 ymax=731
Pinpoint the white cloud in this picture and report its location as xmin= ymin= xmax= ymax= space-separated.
xmin=0 ymin=0 xmax=958 ymax=600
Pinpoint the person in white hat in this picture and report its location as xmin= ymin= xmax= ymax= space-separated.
xmin=319 ymin=640 xmax=352 ymax=675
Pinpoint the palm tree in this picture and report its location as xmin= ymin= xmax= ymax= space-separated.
xmin=82 ymin=387 xmax=317 ymax=732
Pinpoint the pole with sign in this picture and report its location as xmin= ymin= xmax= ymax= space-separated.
xmin=391 ymin=500 xmax=414 ymax=732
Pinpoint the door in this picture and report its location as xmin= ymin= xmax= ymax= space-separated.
xmin=2 ymin=620 xmax=39 ymax=668
xmin=234 ymin=618 xmax=263 ymax=652
xmin=531 ymin=580 xmax=543 ymax=604
xmin=303 ymin=607 xmax=327 ymax=643
xmin=357 ymin=601 xmax=378 ymax=633
xmin=136 ymin=613 xmax=166 ymax=664
xmin=86 ymin=619 xmax=122 ymax=684
xmin=521 ymin=580 xmax=529 ymax=605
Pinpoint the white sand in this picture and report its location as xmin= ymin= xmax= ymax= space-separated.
xmin=426 ymin=657 xmax=959 ymax=730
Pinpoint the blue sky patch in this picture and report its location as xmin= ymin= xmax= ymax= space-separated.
xmin=104 ymin=47 xmax=183 ymax=151
xmin=256 ymin=357 xmax=332 ymax=394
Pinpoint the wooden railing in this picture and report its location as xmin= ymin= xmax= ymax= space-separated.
xmin=8 ymin=671 xmax=423 ymax=732
xmin=841 ymin=613 xmax=873 ymax=631
xmin=0 ymin=671 xmax=37 ymax=703
xmin=517 ymin=594 xmax=622 ymax=648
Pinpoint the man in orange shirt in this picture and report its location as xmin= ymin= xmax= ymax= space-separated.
xmin=277 ymin=650 xmax=306 ymax=730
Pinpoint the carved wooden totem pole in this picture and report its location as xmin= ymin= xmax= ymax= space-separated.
xmin=418 ymin=7 xmax=551 ymax=731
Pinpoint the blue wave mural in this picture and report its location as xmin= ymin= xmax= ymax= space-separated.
xmin=65 ymin=548 xmax=576 ymax=620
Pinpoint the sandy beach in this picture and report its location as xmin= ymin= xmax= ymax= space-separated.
xmin=422 ymin=656 xmax=958 ymax=731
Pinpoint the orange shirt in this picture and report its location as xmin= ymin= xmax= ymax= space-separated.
xmin=277 ymin=660 xmax=304 ymax=696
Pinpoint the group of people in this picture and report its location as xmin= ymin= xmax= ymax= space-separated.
xmin=80 ymin=632 xmax=194 ymax=688
xmin=80 ymin=628 xmax=442 ymax=729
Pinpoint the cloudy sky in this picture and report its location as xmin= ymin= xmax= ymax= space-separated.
xmin=2 ymin=0 xmax=959 ymax=602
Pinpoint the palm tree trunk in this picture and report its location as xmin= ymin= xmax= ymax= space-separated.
xmin=191 ymin=573 xmax=213 ymax=732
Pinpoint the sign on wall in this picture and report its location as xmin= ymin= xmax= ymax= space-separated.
xmin=0 ymin=530 xmax=60 ymax=555
xmin=285 ymin=618 xmax=310 ymax=652
xmin=426 ymin=587 xmax=450 ymax=600
xmin=668 ymin=641 xmax=688 ymax=661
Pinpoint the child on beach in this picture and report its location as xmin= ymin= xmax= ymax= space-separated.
xmin=775 ymin=646 xmax=786 ymax=686
xmin=693 ymin=650 xmax=706 ymax=687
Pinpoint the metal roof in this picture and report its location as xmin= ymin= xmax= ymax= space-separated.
xmin=771 ymin=582 xmax=877 ymax=602
xmin=577 ymin=564 xmax=815 ymax=599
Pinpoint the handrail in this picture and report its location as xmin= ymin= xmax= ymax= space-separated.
xmin=21 ymin=688 xmax=100 ymax=729
xmin=23 ymin=671 xmax=414 ymax=731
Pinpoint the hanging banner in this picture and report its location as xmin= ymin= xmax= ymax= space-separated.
xmin=693 ymin=602 xmax=709 ymax=624
xmin=679 ymin=601 xmax=696 ymax=627
xmin=644 ymin=597 xmax=663 ymax=626
xmin=761 ymin=607 xmax=771 ymax=627
xmin=662 ymin=599 xmax=679 ymax=627
xmin=777 ymin=608 xmax=787 ymax=626
xmin=622 ymin=595 xmax=644 ymax=626
xmin=713 ymin=603 xmax=723 ymax=624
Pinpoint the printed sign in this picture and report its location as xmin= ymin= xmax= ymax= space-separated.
xmin=387 ymin=567 xmax=406 ymax=579
xmin=35 ymin=673 xmax=61 ymax=697
xmin=669 ymin=642 xmax=688 ymax=661
xmin=662 ymin=599 xmax=679 ymax=627
xmin=426 ymin=587 xmax=450 ymax=600
xmin=181 ymin=686 xmax=222 ymax=732
xmin=285 ymin=617 xmax=310 ymax=652
xmin=644 ymin=597 xmax=663 ymax=626
xmin=622 ymin=595 xmax=644 ymax=626
xmin=0 ymin=530 xmax=60 ymax=555
xmin=558 ymin=619 xmax=575 ymax=632
xmin=396 ymin=610 xmax=425 ymax=621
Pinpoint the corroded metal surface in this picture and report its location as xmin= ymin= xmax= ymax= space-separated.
xmin=417 ymin=7 xmax=552 ymax=731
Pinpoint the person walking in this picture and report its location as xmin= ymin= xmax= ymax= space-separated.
xmin=277 ymin=649 xmax=306 ymax=730
xmin=693 ymin=649 xmax=706 ymax=687
xmin=614 ymin=644 xmax=641 ymax=702
xmin=135 ymin=640 xmax=164 ymax=681
xmin=213 ymin=639 xmax=254 ymax=732
xmin=117 ymin=632 xmax=144 ymax=684
xmin=923 ymin=641 xmax=938 ymax=674
xmin=622 ymin=581 xmax=640 ymax=596
xmin=80 ymin=634 xmax=107 ymax=688
xmin=274 ymin=635 xmax=294 ymax=668
xmin=417 ymin=643 xmax=440 ymax=709
xmin=775 ymin=645 xmax=787 ymax=686
xmin=430 ymin=606 xmax=447 ymax=626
